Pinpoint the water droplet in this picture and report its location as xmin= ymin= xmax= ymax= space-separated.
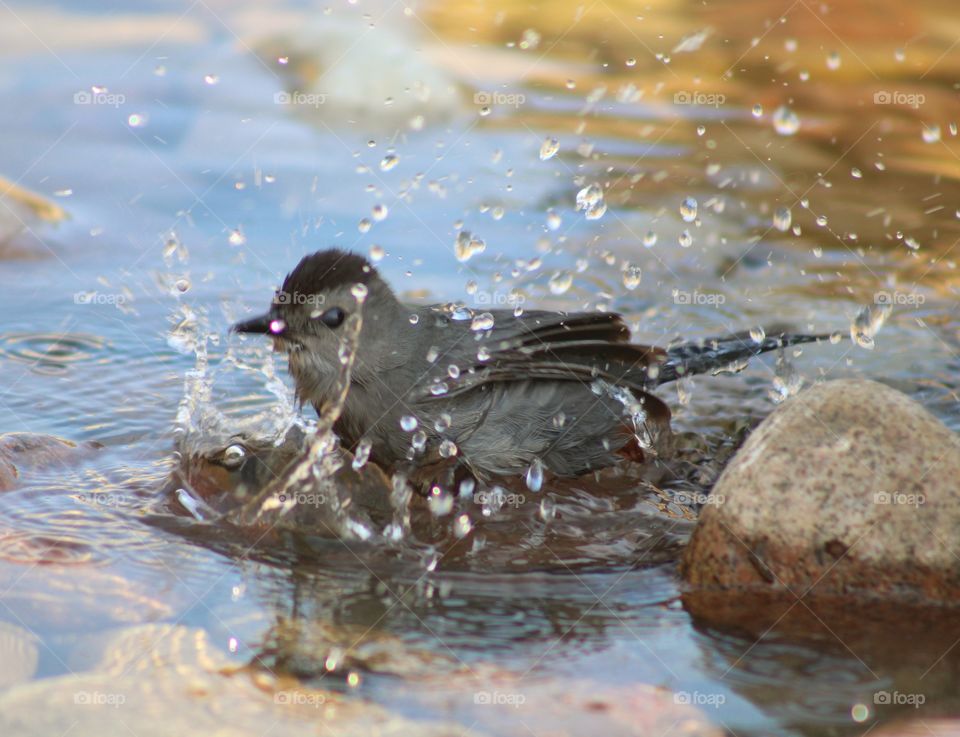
xmin=894 ymin=48 xmax=905 ymax=63
xmin=680 ymin=196 xmax=698 ymax=222
xmin=851 ymin=167 xmax=862 ymax=179
xmin=622 ymin=264 xmax=641 ymax=290
xmin=773 ymin=207 xmax=792 ymax=232
xmin=371 ymin=203 xmax=388 ymax=221
xmin=696 ymin=125 xmax=706 ymax=137
xmin=922 ymin=124 xmax=941 ymax=144
xmin=174 ymin=278 xmax=190 ymax=293
xmin=379 ymin=153 xmax=399 ymax=171
xmin=643 ymin=231 xmax=658 ymax=248
xmin=430 ymin=381 xmax=449 ymax=396
xmin=850 ymin=304 xmax=891 ymax=350
xmin=351 ymin=283 xmax=368 ymax=301
xmin=447 ymin=364 xmax=461 ymax=379
xmin=127 ymin=113 xmax=147 ymax=128
xmin=204 ymin=73 xmax=219 ymax=85
xmin=539 ymin=137 xmax=559 ymax=161
xmin=455 ymin=230 xmax=486 ymax=262
xmin=369 ymin=244 xmax=385 ymax=262
xmin=576 ymin=183 xmax=604 ymax=215
xmin=546 ymin=210 xmax=562 ymax=230
xmin=479 ymin=106 xmax=491 ymax=117
xmin=400 ymin=415 xmax=418 ymax=432
xmin=549 ymin=271 xmax=573 ymax=295
xmin=520 ymin=28 xmax=541 ymax=50
xmin=678 ymin=230 xmax=693 ymax=248
xmin=626 ymin=57 xmax=637 ymax=67
xmin=358 ymin=218 xmax=372 ymax=233
xmin=428 ymin=487 xmax=453 ymax=516
xmin=352 ymin=439 xmax=372 ymax=469
xmin=752 ymin=103 xmax=763 ymax=118
xmin=470 ymin=312 xmax=495 ymax=331
xmin=826 ymin=51 xmax=841 ymax=70
xmin=772 ymin=105 xmax=800 ymax=135
xmin=411 ymin=430 xmax=427 ymax=451
xmin=409 ymin=314 xmax=420 ymax=325
xmin=477 ymin=346 xmax=491 ymax=361
xmin=749 ymin=326 xmax=766 ymax=344
xmin=439 ymin=439 xmax=458 ymax=458
xmin=584 ymin=201 xmax=606 ymax=220
xmin=525 ymin=458 xmax=544 ymax=492
xmin=454 ymin=514 xmax=472 ymax=537
xmin=565 ymin=79 xmax=576 ymax=90
xmin=228 ymin=229 xmax=246 ymax=246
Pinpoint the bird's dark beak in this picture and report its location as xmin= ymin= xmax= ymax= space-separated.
xmin=231 ymin=313 xmax=274 ymax=335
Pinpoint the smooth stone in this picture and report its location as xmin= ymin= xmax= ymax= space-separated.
xmin=682 ymin=379 xmax=960 ymax=602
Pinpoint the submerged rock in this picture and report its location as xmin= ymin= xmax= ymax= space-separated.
xmin=0 ymin=433 xmax=101 ymax=491
xmin=682 ymin=379 xmax=960 ymax=603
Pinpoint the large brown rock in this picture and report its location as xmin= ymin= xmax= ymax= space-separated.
xmin=682 ymin=379 xmax=960 ymax=602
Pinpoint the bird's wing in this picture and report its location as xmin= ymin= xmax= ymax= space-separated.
xmin=410 ymin=307 xmax=667 ymax=408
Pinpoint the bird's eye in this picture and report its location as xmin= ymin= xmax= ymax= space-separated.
xmin=220 ymin=443 xmax=247 ymax=469
xmin=319 ymin=306 xmax=346 ymax=328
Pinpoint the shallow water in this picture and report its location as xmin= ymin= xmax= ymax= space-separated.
xmin=1 ymin=0 xmax=960 ymax=735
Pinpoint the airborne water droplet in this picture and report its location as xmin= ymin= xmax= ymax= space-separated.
xmin=678 ymin=230 xmax=693 ymax=248
xmin=352 ymin=439 xmax=372 ymax=470
xmin=539 ymin=137 xmax=560 ymax=161
xmin=850 ymin=304 xmax=891 ymax=350
xmin=773 ymin=207 xmax=792 ymax=232
xmin=549 ymin=271 xmax=573 ymax=295
xmin=470 ymin=312 xmax=495 ymax=331
xmin=922 ymin=124 xmax=941 ymax=144
xmin=643 ymin=231 xmax=658 ymax=248
xmin=749 ymin=326 xmax=766 ymax=344
xmin=525 ymin=458 xmax=544 ymax=492
xmin=772 ymin=105 xmax=800 ymax=135
xmin=400 ymin=415 xmax=418 ymax=432
xmin=379 ymin=153 xmax=399 ymax=171
xmin=622 ymin=264 xmax=641 ymax=290
xmin=680 ymin=196 xmax=698 ymax=223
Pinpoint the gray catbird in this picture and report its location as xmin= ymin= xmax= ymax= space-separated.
xmin=233 ymin=249 xmax=830 ymax=486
